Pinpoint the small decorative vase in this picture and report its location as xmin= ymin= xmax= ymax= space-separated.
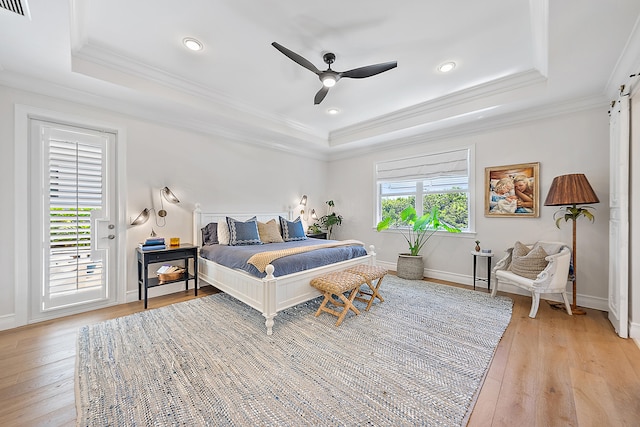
xmin=475 ymin=244 xmax=481 ymax=252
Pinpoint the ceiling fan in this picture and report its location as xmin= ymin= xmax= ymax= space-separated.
xmin=272 ymin=42 xmax=397 ymax=105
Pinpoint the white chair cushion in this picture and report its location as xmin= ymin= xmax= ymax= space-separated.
xmin=496 ymin=270 xmax=537 ymax=289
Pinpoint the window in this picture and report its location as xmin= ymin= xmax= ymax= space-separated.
xmin=376 ymin=148 xmax=471 ymax=230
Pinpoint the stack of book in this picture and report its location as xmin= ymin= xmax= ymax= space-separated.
xmin=139 ymin=237 xmax=166 ymax=251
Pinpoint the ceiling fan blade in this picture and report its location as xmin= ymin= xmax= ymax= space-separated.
xmin=314 ymin=86 xmax=330 ymax=105
xmin=340 ymin=61 xmax=397 ymax=79
xmin=272 ymin=42 xmax=321 ymax=75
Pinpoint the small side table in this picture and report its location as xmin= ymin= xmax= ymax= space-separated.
xmin=137 ymin=244 xmax=198 ymax=309
xmin=307 ymin=232 xmax=327 ymax=239
xmin=471 ymin=251 xmax=494 ymax=291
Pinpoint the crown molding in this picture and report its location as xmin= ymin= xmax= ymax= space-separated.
xmin=1 ymin=67 xmax=605 ymax=164
xmin=0 ymin=70 xmax=331 ymax=161
xmin=327 ymin=94 xmax=606 ymax=161
xmin=605 ymin=13 xmax=640 ymax=98
xmin=71 ymin=40 xmax=327 ymax=142
xmin=529 ymin=0 xmax=549 ymax=77
xmin=328 ymin=69 xmax=547 ymax=146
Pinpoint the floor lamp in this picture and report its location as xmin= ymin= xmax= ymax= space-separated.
xmin=544 ymin=174 xmax=599 ymax=315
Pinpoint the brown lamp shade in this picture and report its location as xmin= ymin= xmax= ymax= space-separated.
xmin=544 ymin=174 xmax=600 ymax=206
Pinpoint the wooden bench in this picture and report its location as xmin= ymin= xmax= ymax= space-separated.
xmin=310 ymin=271 xmax=365 ymax=326
xmin=345 ymin=264 xmax=388 ymax=311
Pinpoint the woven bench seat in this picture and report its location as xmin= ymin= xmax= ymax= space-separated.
xmin=310 ymin=271 xmax=365 ymax=326
xmin=345 ymin=264 xmax=388 ymax=311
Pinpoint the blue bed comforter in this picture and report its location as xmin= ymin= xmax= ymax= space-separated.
xmin=200 ymin=238 xmax=367 ymax=278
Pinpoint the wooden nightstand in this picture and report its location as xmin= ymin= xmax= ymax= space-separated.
xmin=136 ymin=244 xmax=198 ymax=308
xmin=307 ymin=232 xmax=327 ymax=239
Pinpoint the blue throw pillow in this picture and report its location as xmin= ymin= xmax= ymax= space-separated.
xmin=226 ymin=216 xmax=262 ymax=246
xmin=279 ymin=216 xmax=307 ymax=242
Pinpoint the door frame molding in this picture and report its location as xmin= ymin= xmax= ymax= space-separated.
xmin=13 ymin=104 xmax=127 ymax=327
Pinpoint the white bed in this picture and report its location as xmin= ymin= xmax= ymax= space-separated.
xmin=192 ymin=205 xmax=376 ymax=334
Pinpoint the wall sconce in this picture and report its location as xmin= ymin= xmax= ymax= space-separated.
xmin=299 ymin=195 xmax=308 ymax=216
xmin=131 ymin=208 xmax=150 ymax=226
xmin=311 ymin=209 xmax=318 ymax=221
xmin=130 ymin=186 xmax=180 ymax=227
xmin=158 ymin=186 xmax=180 ymax=219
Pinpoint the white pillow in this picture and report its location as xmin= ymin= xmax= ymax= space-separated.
xmin=217 ymin=221 xmax=230 ymax=245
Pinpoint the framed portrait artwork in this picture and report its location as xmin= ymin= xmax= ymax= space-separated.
xmin=485 ymin=162 xmax=540 ymax=217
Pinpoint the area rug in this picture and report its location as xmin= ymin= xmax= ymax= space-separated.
xmin=76 ymin=276 xmax=513 ymax=426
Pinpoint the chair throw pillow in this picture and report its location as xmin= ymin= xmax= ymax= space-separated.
xmin=510 ymin=241 xmax=549 ymax=280
xmin=226 ymin=216 xmax=262 ymax=246
xmin=279 ymin=216 xmax=307 ymax=242
xmin=257 ymin=219 xmax=284 ymax=243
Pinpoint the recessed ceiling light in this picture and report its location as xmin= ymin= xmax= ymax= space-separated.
xmin=438 ymin=62 xmax=456 ymax=73
xmin=183 ymin=37 xmax=203 ymax=51
xmin=327 ymin=108 xmax=340 ymax=115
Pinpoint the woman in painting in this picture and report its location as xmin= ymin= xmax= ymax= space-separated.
xmin=513 ymin=174 xmax=534 ymax=213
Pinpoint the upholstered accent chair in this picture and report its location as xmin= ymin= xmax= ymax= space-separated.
xmin=491 ymin=241 xmax=572 ymax=318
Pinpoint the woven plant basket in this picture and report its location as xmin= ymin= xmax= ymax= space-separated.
xmin=396 ymin=254 xmax=424 ymax=280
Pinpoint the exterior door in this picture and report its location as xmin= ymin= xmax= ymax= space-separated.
xmin=29 ymin=119 xmax=117 ymax=321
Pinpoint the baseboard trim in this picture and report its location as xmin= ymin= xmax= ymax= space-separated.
xmin=426 ymin=268 xmax=609 ymax=311
xmin=629 ymin=321 xmax=640 ymax=342
xmin=126 ymin=281 xmax=198 ymax=303
xmin=0 ymin=313 xmax=17 ymax=332
xmin=376 ymin=262 xmax=609 ymax=312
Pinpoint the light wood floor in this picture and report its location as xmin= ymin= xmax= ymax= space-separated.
xmin=0 ymin=281 xmax=638 ymax=427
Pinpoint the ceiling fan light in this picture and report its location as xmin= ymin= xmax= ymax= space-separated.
xmin=322 ymin=75 xmax=336 ymax=87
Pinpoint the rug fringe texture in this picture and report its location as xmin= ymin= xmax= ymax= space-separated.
xmin=76 ymin=277 xmax=513 ymax=426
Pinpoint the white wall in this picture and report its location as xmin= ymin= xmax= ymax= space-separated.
xmin=0 ymin=84 xmax=328 ymax=325
xmin=124 ymin=118 xmax=328 ymax=299
xmin=328 ymin=107 xmax=610 ymax=310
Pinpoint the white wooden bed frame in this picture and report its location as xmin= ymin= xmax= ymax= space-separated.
xmin=192 ymin=205 xmax=376 ymax=335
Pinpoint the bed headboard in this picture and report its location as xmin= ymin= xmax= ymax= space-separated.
xmin=192 ymin=204 xmax=292 ymax=246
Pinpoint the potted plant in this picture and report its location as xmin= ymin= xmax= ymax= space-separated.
xmin=318 ymin=200 xmax=343 ymax=239
xmin=307 ymin=223 xmax=323 ymax=234
xmin=377 ymin=205 xmax=460 ymax=279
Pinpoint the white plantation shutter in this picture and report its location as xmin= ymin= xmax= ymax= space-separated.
xmin=46 ymin=137 xmax=104 ymax=300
